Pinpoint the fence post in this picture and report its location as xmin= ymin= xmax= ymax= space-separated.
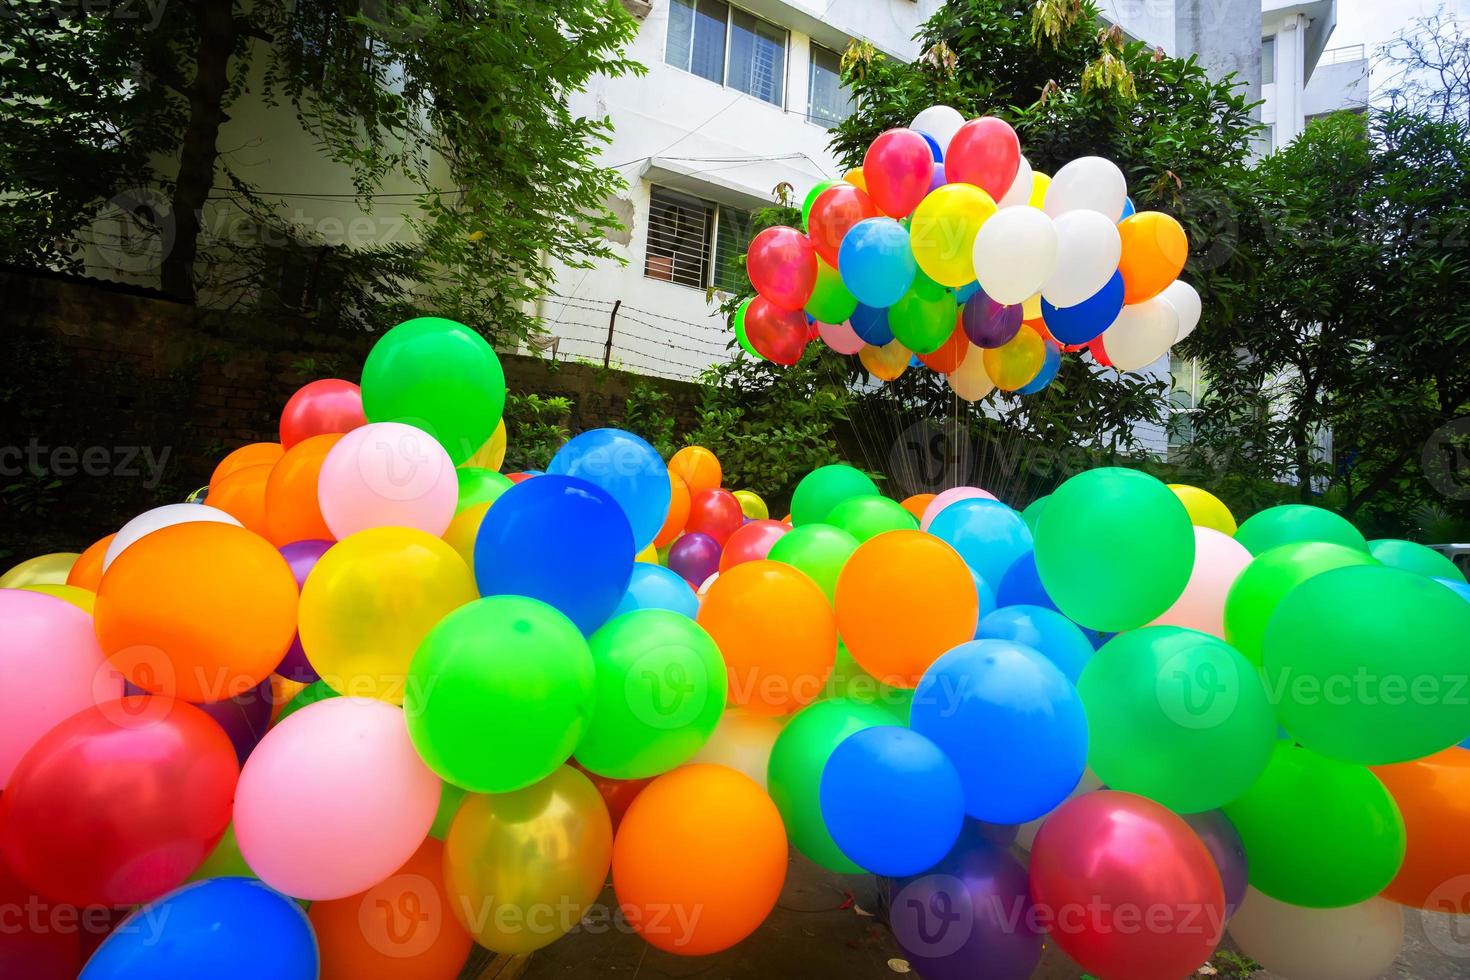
xmin=603 ymin=299 xmax=621 ymax=369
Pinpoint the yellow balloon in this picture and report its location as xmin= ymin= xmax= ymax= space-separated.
xmin=444 ymin=765 xmax=612 ymax=954
xmin=983 ymin=325 xmax=1046 ymax=391
xmin=635 ymin=541 xmax=659 ymax=564
xmin=17 ymin=583 xmax=96 ymax=614
xmin=0 ymin=552 xmax=79 ymax=588
xmin=1022 ymin=291 xmax=1044 ymax=321
xmin=462 ymin=417 xmax=508 ymax=472
xmin=298 ymin=527 xmax=477 ymax=703
xmin=844 ymin=167 xmax=867 ymax=192
xmin=732 ymin=490 xmax=769 ymax=521
xmin=444 ymin=501 xmax=492 ymax=573
xmin=1029 ymin=172 xmax=1052 ymax=210
xmin=909 ymin=183 xmax=998 ymax=287
xmin=859 ymin=339 xmax=911 ymax=382
xmin=1168 ymin=484 xmax=1238 ymax=536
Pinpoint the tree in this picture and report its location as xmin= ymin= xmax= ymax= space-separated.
xmin=0 ymin=1 xmax=642 ymax=344
xmin=1379 ymin=5 xmax=1470 ymax=125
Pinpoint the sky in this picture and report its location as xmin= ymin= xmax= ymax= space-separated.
xmin=1332 ymin=0 xmax=1462 ymax=53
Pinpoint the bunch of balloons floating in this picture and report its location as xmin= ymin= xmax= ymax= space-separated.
xmin=4 ymin=315 xmax=1470 ymax=980
xmin=735 ymin=104 xmax=1202 ymax=395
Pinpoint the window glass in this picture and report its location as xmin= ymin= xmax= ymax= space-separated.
xmin=645 ymin=186 xmax=713 ymax=289
xmin=728 ymin=7 xmax=786 ymax=106
xmin=668 ymin=0 xmax=728 ymax=85
xmin=808 ymin=43 xmax=853 ymax=127
xmin=712 ymin=205 xmax=755 ymax=292
xmin=1262 ymin=36 xmax=1275 ymax=85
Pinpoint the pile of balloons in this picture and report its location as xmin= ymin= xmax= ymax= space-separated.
xmin=735 ymin=104 xmax=1203 ymax=397
xmin=4 ymin=314 xmax=1470 ymax=980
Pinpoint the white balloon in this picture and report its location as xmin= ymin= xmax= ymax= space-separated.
xmin=996 ymin=155 xmax=1034 ymax=209
xmin=1041 ymin=210 xmax=1121 ymax=308
xmin=909 ymin=105 xmax=966 ymax=152
xmin=1160 ymin=279 xmax=1202 ymax=342
xmin=102 ymin=503 xmax=243 ymax=572
xmin=1228 ymin=888 xmax=1404 ymax=980
xmin=972 ymin=206 xmax=1058 ymax=306
xmin=1101 ymin=297 xmax=1180 ymax=372
xmin=948 ymin=345 xmax=996 ymax=402
xmin=689 ymin=708 xmax=786 ymax=791
xmin=1044 ymin=156 xmax=1128 ymax=221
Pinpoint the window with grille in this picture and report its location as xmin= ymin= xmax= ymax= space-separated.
xmin=808 ymin=43 xmax=853 ymax=127
xmin=667 ymin=0 xmax=728 ymax=85
xmin=644 ymin=186 xmax=753 ymax=292
xmin=711 ymin=205 xmax=754 ymax=292
xmin=666 ymin=1 xmax=788 ymax=108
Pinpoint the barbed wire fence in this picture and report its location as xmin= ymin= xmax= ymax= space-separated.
xmin=534 ymin=293 xmax=735 ymax=383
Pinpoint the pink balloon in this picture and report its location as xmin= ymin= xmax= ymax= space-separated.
xmin=945 ymin=117 xmax=1022 ymax=200
xmin=1148 ymin=527 xmax=1252 ymax=638
xmin=863 ymin=129 xmax=935 ymax=219
xmin=233 ymin=697 xmax=438 ymax=900
xmin=719 ymin=520 xmax=790 ymax=572
xmin=818 ymin=319 xmax=866 ymax=355
xmin=747 ymin=226 xmax=817 ymax=312
xmin=0 ymin=591 xmax=124 ymax=788
xmin=317 ymin=421 xmax=457 ymax=539
xmin=920 ymin=486 xmax=998 ymax=532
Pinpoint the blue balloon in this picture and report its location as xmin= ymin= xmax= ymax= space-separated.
xmin=955 ymin=281 xmax=982 ymax=304
xmin=1120 ymin=195 xmax=1137 ymax=221
xmin=819 ymin=726 xmax=965 ymax=877
xmin=1437 ymin=577 xmax=1470 ymax=603
xmin=1015 ymin=342 xmax=1061 ymax=395
xmin=547 ymin=428 xmax=670 ymax=549
xmin=81 ymin=878 xmax=315 ymax=980
xmin=1041 ymin=270 xmax=1125 ymax=345
xmin=968 ymin=566 xmax=996 ymax=624
xmin=613 ymin=562 xmax=699 ymax=619
xmin=911 ymin=640 xmax=1088 ymax=823
xmin=928 ymin=499 xmax=1034 ymax=592
xmin=994 ymin=551 xmax=1057 ymax=611
xmin=475 ymin=475 xmax=634 ymax=633
xmin=850 ymin=302 xmax=894 ymax=345
xmin=919 ymin=131 xmax=944 ymax=162
xmin=977 ymin=604 xmax=1094 ymax=683
xmin=839 ymin=217 xmax=918 ymax=309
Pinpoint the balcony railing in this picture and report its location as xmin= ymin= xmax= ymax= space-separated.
xmin=1319 ymin=44 xmax=1367 ymax=67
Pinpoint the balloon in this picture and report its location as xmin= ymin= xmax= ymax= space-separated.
xmin=1161 ymin=278 xmax=1203 ymax=341
xmin=0 ymin=697 xmax=237 ymax=907
xmin=928 ymin=498 xmax=1033 ymax=588
xmin=667 ymin=531 xmax=721 ymax=585
xmin=731 ymin=488 xmax=768 ymax=520
xmin=849 ymin=301 xmax=894 ymax=345
xmin=1043 ymin=156 xmax=1128 ymax=221
xmin=547 ymin=428 xmax=669 ymax=549
xmin=909 ymin=182 xmax=998 ymax=287
xmin=697 ymin=560 xmax=836 ymax=715
xmin=817 ymin=317 xmax=866 ymax=354
xmin=94 ymin=522 xmax=297 ymax=702
xmin=909 ymin=104 xmax=966 ymax=151
xmin=977 ymin=604 xmax=1093 ymax=683
xmin=1373 ymin=747 xmax=1470 ymax=908
xmin=1227 ymin=888 xmax=1404 ymax=980
xmin=1033 ymin=467 xmax=1196 ymax=632
xmin=982 ymin=322 xmax=1045 ymax=390
xmin=743 ymin=295 xmax=809 ymax=364
xmin=682 ymin=488 xmax=741 ymax=546
xmin=1029 ymin=791 xmax=1225 ymax=978
xmin=462 ymin=416 xmax=507 ymax=471
xmin=1222 ymin=742 xmax=1405 ymax=907
xmin=1223 ymin=540 xmax=1377 ymax=665
xmin=1041 ymin=209 xmax=1123 ymax=308
xmin=915 ymin=320 xmax=969 ymax=373
xmin=804 ymin=256 xmax=858 ymax=324
xmin=808 ymin=183 xmax=880 ymax=268
xmin=1014 ymin=340 xmax=1061 ymax=394
xmin=299 ymin=527 xmax=475 ymax=702
xmin=764 ymin=522 xmax=859 ymax=603
xmin=80 ymin=878 xmax=316 ymax=980
xmin=612 ymin=764 xmax=786 ymax=955
xmin=575 ymin=765 xmax=649 ymax=832
xmin=1183 ymin=809 xmax=1249 ymax=918
xmin=801 ymin=179 xmax=839 ymax=228
xmin=1169 ymin=482 xmax=1236 ymax=535
xmin=1028 ymin=170 xmax=1051 ymax=209
xmin=899 ymin=492 xmax=936 ymax=522
xmin=0 ymin=552 xmax=76 ymax=589
xmin=317 ymin=421 xmax=457 ymax=539
xmin=863 ymin=128 xmax=936 ymax=218
xmin=1100 ymin=296 xmax=1180 ymax=371
xmin=827 ymin=494 xmax=918 ymax=542
xmin=1020 ymin=494 xmax=1048 ymax=532
xmin=613 ymin=562 xmax=698 ymax=618
xmin=790 ymin=464 xmax=878 ymax=526
xmin=718 ymin=519 xmax=788 ymax=570
xmin=235 ymin=697 xmax=438 ymax=900
xmin=1369 ymin=537 xmax=1467 ymax=582
xmin=1233 ymin=503 xmax=1369 ymax=555
xmin=360 ymin=316 xmax=506 ymax=464
xmin=186 ymin=677 xmax=273 ymax=766
xmin=1118 ymin=211 xmax=1189 ymax=304
xmin=654 ymin=470 xmax=692 ymax=547
xmin=731 ymin=297 xmax=760 ymax=357
xmin=859 ymin=338 xmax=911 ymax=381
xmin=888 ymin=270 xmax=958 ymax=353
xmin=944 ymin=117 xmax=1021 ymax=199
xmin=747 ymin=225 xmax=817 ymax=312
xmin=474 ymin=474 xmax=634 ymax=634
xmin=1147 ymin=526 xmax=1252 ymax=637
xmin=996 ymin=153 xmax=1036 ymax=209
xmin=279 ymin=378 xmax=366 ymax=449
xmin=1264 ymin=564 xmax=1470 ymax=764
xmin=66 ymin=533 xmax=113 ymax=589
xmin=924 ymin=487 xmax=1003 ymax=537
xmin=455 ymin=465 xmax=512 ymax=514
xmin=972 ymin=206 xmax=1057 ymax=305
xmin=103 ymin=502 xmax=241 ymax=572
xmin=210 ymin=441 xmax=282 ymax=492
xmin=1040 ymin=269 xmax=1124 ymax=344
xmin=948 ymin=345 xmax=996 ymax=401
xmin=444 ymin=765 xmax=612 ymax=954
xmin=838 ymin=217 xmax=917 ymax=308
xmin=204 ymin=462 xmax=272 ymax=534
xmin=257 ymin=434 xmax=337 ymax=547
xmin=912 ymin=640 xmax=1087 ymax=822
xmin=406 ymin=596 xmax=594 ymax=791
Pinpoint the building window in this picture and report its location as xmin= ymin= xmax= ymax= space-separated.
xmin=645 ymin=186 xmax=754 ymax=292
xmin=666 ymin=0 xmax=788 ymax=108
xmin=808 ymin=43 xmax=853 ymax=127
xmin=1262 ymin=36 xmax=1275 ymax=85
xmin=1168 ymin=354 xmax=1203 ymax=449
xmin=711 ymin=205 xmax=755 ymax=292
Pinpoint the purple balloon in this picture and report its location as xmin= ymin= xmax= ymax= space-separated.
xmin=668 ymin=532 xmax=721 ymax=586
xmin=1183 ymin=809 xmax=1248 ymax=919
xmin=275 ymin=539 xmax=333 ymax=683
xmin=962 ymin=292 xmax=1023 ymax=349
xmin=887 ymin=822 xmax=1043 ymax=980
xmin=122 ymin=678 xmax=273 ymax=765
xmin=928 ymin=161 xmax=948 ymax=193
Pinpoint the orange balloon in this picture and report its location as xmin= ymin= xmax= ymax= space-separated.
xmin=834 ymin=530 xmax=978 ymax=688
xmin=669 ymin=447 xmax=722 ymax=494
xmin=654 ymin=470 xmax=692 ymax=548
xmin=916 ymin=319 xmax=970 ymax=374
xmin=697 ymin=560 xmax=836 ymax=715
xmin=263 ymin=432 xmax=343 ymax=546
xmin=204 ymin=462 xmax=273 ymax=536
xmin=612 ymin=764 xmax=786 ymax=956
xmin=1118 ymin=211 xmax=1188 ymax=304
xmin=1373 ymin=747 xmax=1470 ymax=910
xmin=94 ymin=522 xmax=298 ymax=702
xmin=900 ymin=494 xmax=937 ymax=522
xmin=309 ymin=836 xmax=472 ymax=979
xmin=67 ymin=533 xmax=115 ymax=590
xmin=210 ymin=441 xmax=283 ymax=492
xmin=859 ymin=339 xmax=910 ymax=382
xmin=983 ymin=323 xmax=1045 ymax=391
xmin=269 ymin=674 xmax=308 ymax=724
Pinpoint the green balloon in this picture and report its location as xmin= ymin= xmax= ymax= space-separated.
xmin=1020 ymin=495 xmax=1049 ymax=534
xmin=274 ymin=679 xmax=339 ymax=725
xmin=1033 ymin=468 xmax=1195 ymax=632
xmin=1223 ymin=541 xmax=1377 ymax=666
xmin=1223 ymin=741 xmax=1405 ymax=908
xmin=430 ymin=781 xmax=467 ymax=840
xmin=790 ymin=464 xmax=879 ymax=526
xmin=766 ymin=523 xmax=860 ymax=601
xmin=733 ymin=298 xmax=760 ymax=358
xmin=887 ymin=271 xmax=956 ymax=354
xmin=456 ymin=467 xmax=513 ymax=513
xmin=822 ymin=644 xmax=913 ymax=722
xmin=189 ymin=824 xmax=255 ymax=881
xmin=406 ymin=595 xmax=595 ymax=792
xmin=804 ymin=258 xmax=858 ymax=324
xmin=361 ymin=316 xmax=507 ymax=464
xmin=801 ymin=179 xmax=840 ymax=229
xmin=1078 ymin=626 xmax=1275 ymax=813
xmin=1368 ymin=538 xmax=1466 ymax=583
xmin=574 ymin=609 xmax=727 ymax=779
xmin=827 ymin=495 xmax=918 ymax=542
xmin=1233 ymin=504 xmax=1368 ymax=556
xmin=767 ymin=698 xmax=897 ymax=872
xmin=1263 ymin=564 xmax=1470 ymax=764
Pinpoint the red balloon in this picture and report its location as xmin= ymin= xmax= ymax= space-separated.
xmin=0 ymin=697 xmax=238 ymax=907
xmin=945 ymin=117 xmax=1022 ymax=200
xmin=747 ymin=226 xmax=817 ymax=312
xmin=863 ymin=129 xmax=935 ymax=219
xmin=573 ymin=762 xmax=651 ymax=833
xmin=916 ymin=318 xmax=970 ymax=374
xmin=1086 ymin=335 xmax=1114 ymax=368
xmin=687 ymin=488 xmax=745 ymax=546
xmin=808 ymin=184 xmax=880 ymax=268
xmin=507 ymin=472 xmax=535 ymax=483
xmin=278 ymin=378 xmax=367 ymax=449
xmin=0 ymin=860 xmax=82 ymax=980
xmin=1029 ymin=791 xmax=1225 ymax=979
xmin=719 ymin=519 xmax=790 ymax=572
xmin=745 ymin=296 xmax=810 ymax=365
